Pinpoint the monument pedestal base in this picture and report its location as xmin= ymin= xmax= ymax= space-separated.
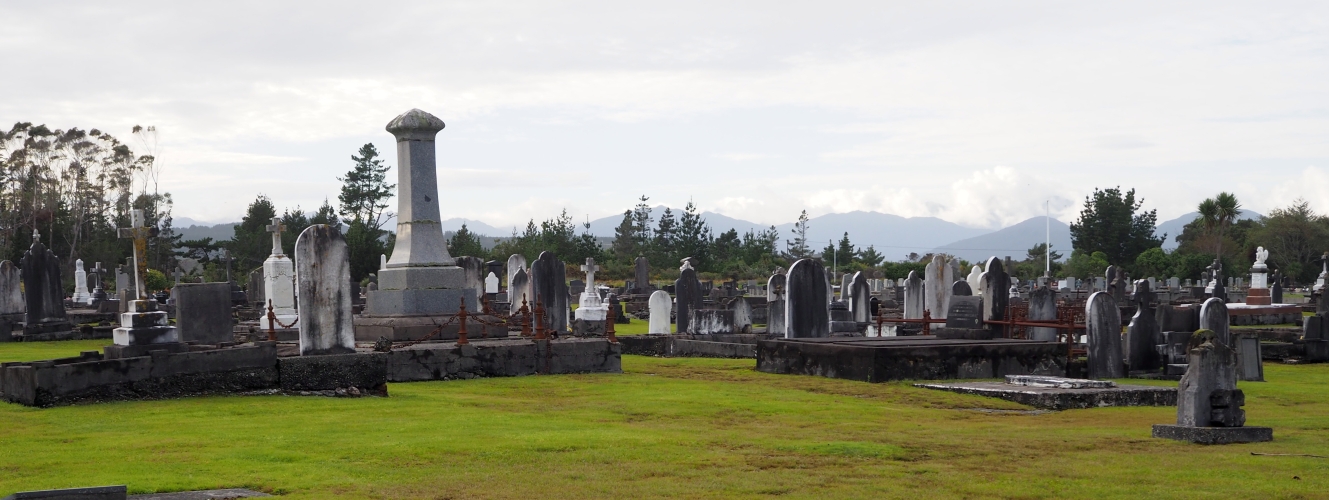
xmin=1151 ymin=424 xmax=1273 ymax=444
xmin=112 ymin=300 xmax=178 ymax=346
xmin=1245 ymin=288 xmax=1272 ymax=306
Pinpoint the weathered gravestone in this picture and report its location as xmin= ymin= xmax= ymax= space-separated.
xmin=1270 ymin=270 xmax=1283 ymax=304
xmin=0 ymin=260 xmax=24 ymax=317
xmin=944 ymin=296 xmax=983 ymax=329
xmin=20 ymin=233 xmax=71 ymax=336
xmin=296 ymin=225 xmax=355 ymax=355
xmin=508 ymin=267 xmax=530 ymax=315
xmin=1199 ymin=297 xmax=1230 ymax=346
xmin=732 ymin=297 xmax=753 ymax=333
xmin=648 ymin=290 xmax=672 ymax=334
xmin=784 ymin=258 xmax=829 ymax=338
xmin=1152 ymin=337 xmax=1273 ymax=444
xmin=484 ymin=272 xmax=499 ymax=295
xmin=675 ymin=259 xmax=703 ymax=333
xmin=634 ymin=256 xmax=650 ymax=292
xmin=840 ymin=273 xmax=853 ymax=302
xmin=248 ymin=268 xmax=266 ymax=308
xmin=506 ymin=253 xmax=527 ymax=291
xmin=455 ymin=256 xmax=486 ymax=309
xmin=903 ymin=271 xmax=924 ymax=320
xmin=951 ymin=280 xmax=972 ymax=297
xmin=979 ymin=257 xmax=1010 ymax=333
xmin=1027 ymin=285 xmax=1058 ymax=341
xmin=848 ymin=271 xmax=870 ymax=323
xmin=530 ymin=251 xmax=568 ymax=333
xmin=925 ymin=255 xmax=954 ymax=319
xmin=1126 ymin=280 xmax=1162 ymax=373
xmin=174 ymin=283 xmax=233 ymax=344
xmin=766 ymin=269 xmax=787 ymax=336
xmin=263 ymin=216 xmax=296 ymax=325
xmin=1085 ymin=291 xmax=1124 ymax=379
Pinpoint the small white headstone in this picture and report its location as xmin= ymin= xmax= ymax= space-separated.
xmin=485 ymin=272 xmax=499 ymax=294
xmin=648 ymin=290 xmax=672 ymax=334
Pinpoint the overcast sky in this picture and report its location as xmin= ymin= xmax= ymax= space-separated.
xmin=2 ymin=1 xmax=1326 ymax=231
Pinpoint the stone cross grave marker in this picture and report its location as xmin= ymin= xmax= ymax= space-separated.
xmin=116 ymin=210 xmax=154 ymax=299
xmin=581 ymin=258 xmax=600 ymax=291
xmin=266 ymin=216 xmax=286 ymax=256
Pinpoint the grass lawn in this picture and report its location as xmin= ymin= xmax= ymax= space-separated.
xmin=1 ymin=342 xmax=1327 ymax=498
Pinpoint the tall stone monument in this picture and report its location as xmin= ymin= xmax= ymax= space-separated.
xmin=1245 ymin=247 xmax=1272 ymax=305
xmin=111 ymin=212 xmax=176 ymax=346
xmin=72 ymin=259 xmax=91 ymax=305
xmin=263 ymin=216 xmax=298 ymax=326
xmin=358 ymin=109 xmax=485 ymax=340
xmin=296 ymin=225 xmax=355 ymax=355
xmin=574 ymin=258 xmax=607 ymax=321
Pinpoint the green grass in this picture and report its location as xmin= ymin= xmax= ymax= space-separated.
xmin=2 ymin=344 xmax=1328 ymax=498
xmin=0 ymin=339 xmax=112 ymax=363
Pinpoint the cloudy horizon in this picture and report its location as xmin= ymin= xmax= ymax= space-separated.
xmin=3 ymin=1 xmax=1326 ymax=230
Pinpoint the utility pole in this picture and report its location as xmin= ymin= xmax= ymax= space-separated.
xmin=1045 ymin=200 xmax=1051 ymax=278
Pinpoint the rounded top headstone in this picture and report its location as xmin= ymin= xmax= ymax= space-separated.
xmin=386 ymin=108 xmax=446 ymax=141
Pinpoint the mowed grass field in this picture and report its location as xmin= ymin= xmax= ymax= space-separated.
xmin=1 ymin=340 xmax=1328 ymax=499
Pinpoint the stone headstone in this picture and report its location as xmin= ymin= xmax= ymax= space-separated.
xmin=0 ymin=261 xmax=24 ymax=316
xmin=530 ymin=251 xmax=569 ymax=333
xmin=20 ymin=237 xmax=68 ymax=327
xmin=903 ymin=271 xmax=924 ymax=320
xmin=1176 ymin=340 xmax=1241 ymax=427
xmin=1027 ymin=285 xmax=1058 ymax=341
xmin=1237 ymin=335 xmax=1264 ymax=382
xmin=506 ymin=254 xmax=527 ymax=290
xmin=1199 ymin=297 xmax=1230 ymax=346
xmin=980 ymin=257 xmax=1009 ymax=332
xmin=944 ymin=296 xmax=982 ymax=329
xmin=675 ymin=259 xmax=703 ymax=333
xmin=574 ymin=258 xmax=606 ymax=321
xmin=951 ymin=280 xmax=972 ymax=297
xmin=966 ymin=265 xmax=983 ymax=297
xmin=648 ymin=290 xmax=672 ymax=334
xmin=766 ymin=270 xmax=787 ymax=336
xmin=72 ymin=259 xmax=91 ymax=305
xmin=840 ymin=273 xmax=852 ymax=301
xmin=1126 ymin=280 xmax=1162 ymax=372
xmin=634 ymin=256 xmax=650 ymax=292
xmin=174 ymin=282 xmax=233 ymax=344
xmin=295 ymin=225 xmax=355 ymax=355
xmin=248 ymin=268 xmax=266 ymax=307
xmin=848 ymin=271 xmax=870 ymax=323
xmin=485 ymin=272 xmax=499 ymax=294
xmin=455 ymin=256 xmax=485 ymax=308
xmin=785 ymin=258 xmax=829 ymax=338
xmin=732 ymin=297 xmax=753 ymax=333
xmin=925 ymin=255 xmax=955 ymax=319
xmin=1085 ymin=291 xmax=1124 ymax=379
xmin=508 ymin=267 xmax=530 ymax=315
xmin=1270 ymin=271 xmax=1283 ymax=304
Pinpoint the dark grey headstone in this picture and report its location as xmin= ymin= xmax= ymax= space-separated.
xmin=295 ymin=225 xmax=355 ymax=356
xmin=530 ymin=251 xmax=568 ymax=333
xmin=569 ymin=279 xmax=586 ymax=297
xmin=944 ymin=296 xmax=982 ymax=329
xmin=20 ymin=240 xmax=67 ymax=325
xmin=174 ymin=282 xmax=233 ymax=344
xmin=1270 ymin=275 xmax=1282 ymax=304
xmin=785 ymin=258 xmax=829 ymax=338
xmin=248 ymin=268 xmax=266 ymax=307
xmin=675 ymin=261 xmax=703 ymax=333
xmin=1027 ymin=285 xmax=1058 ymax=341
xmin=1304 ymin=314 xmax=1325 ymax=341
xmin=951 ymin=280 xmax=972 ymax=297
xmin=980 ymin=258 xmax=1009 ymax=331
xmin=1126 ymin=280 xmax=1161 ymax=372
xmin=634 ymin=256 xmax=650 ymax=292
xmin=1086 ymin=291 xmax=1124 ymax=379
xmin=1237 ymin=335 xmax=1263 ymax=381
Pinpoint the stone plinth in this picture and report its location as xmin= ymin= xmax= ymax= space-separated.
xmin=1244 ymin=288 xmax=1272 ymax=306
xmin=112 ymin=299 xmax=178 ymax=346
xmin=1151 ymin=424 xmax=1272 ymax=444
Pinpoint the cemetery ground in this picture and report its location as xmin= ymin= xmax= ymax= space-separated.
xmin=2 ymin=342 xmax=1328 ymax=498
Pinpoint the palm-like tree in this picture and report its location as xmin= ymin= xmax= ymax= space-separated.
xmin=1197 ymin=192 xmax=1242 ymax=259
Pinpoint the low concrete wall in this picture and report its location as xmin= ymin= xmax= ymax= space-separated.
xmin=387 ymin=339 xmax=621 ymax=382
xmin=756 ymin=338 xmax=1066 ymax=383
xmin=619 ymin=334 xmax=767 ymax=358
xmin=279 ymin=353 xmax=387 ymax=392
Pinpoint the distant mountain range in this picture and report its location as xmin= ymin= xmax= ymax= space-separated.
xmin=170 ymin=208 xmax=1266 ymax=263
